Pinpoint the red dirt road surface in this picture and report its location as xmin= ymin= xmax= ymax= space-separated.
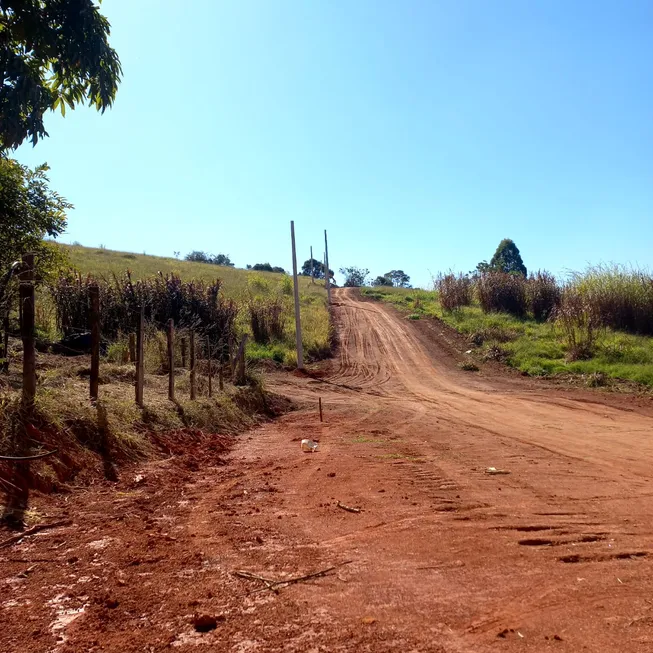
xmin=3 ymin=288 xmax=653 ymax=652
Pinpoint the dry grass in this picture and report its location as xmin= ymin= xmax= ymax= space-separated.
xmin=553 ymin=290 xmax=600 ymax=361
xmin=59 ymin=243 xmax=318 ymax=301
xmin=567 ymin=264 xmax=653 ymax=335
xmin=476 ymin=272 xmax=527 ymax=317
xmin=0 ymin=347 xmax=276 ymax=500
xmin=528 ymin=271 xmax=560 ymax=322
xmin=41 ymin=244 xmax=331 ymax=368
xmin=436 ymin=273 xmax=473 ymax=312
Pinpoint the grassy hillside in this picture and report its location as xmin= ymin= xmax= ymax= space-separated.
xmin=52 ymin=244 xmax=330 ymax=366
xmin=60 ymin=244 xmax=315 ymax=299
xmin=363 ymin=286 xmax=653 ymax=389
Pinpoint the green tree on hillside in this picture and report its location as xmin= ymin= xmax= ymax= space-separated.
xmin=185 ymin=251 xmax=234 ymax=267
xmin=340 ymin=266 xmax=369 ymax=287
xmin=372 ymin=275 xmax=393 ymax=286
xmin=248 ymin=263 xmax=286 ymax=274
xmin=1 ymin=0 xmax=122 ymax=150
xmin=212 ymin=253 xmax=234 ymax=267
xmin=301 ymin=258 xmax=333 ymax=280
xmin=477 ymin=239 xmax=527 ymax=276
xmin=186 ymin=251 xmax=210 ymax=263
xmin=385 ymin=270 xmax=411 ymax=287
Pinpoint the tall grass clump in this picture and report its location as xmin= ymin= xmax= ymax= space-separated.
xmin=248 ymin=296 xmax=286 ymax=344
xmin=527 ymin=271 xmax=560 ymax=322
xmin=51 ymin=272 xmax=238 ymax=350
xmin=568 ymin=264 xmax=653 ymax=335
xmin=436 ymin=273 xmax=473 ymax=311
xmin=553 ymin=289 xmax=600 ymax=361
xmin=476 ymin=272 xmax=527 ymax=317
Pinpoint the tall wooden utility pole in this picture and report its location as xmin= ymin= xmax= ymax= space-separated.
xmin=290 ymin=221 xmax=304 ymax=369
xmin=324 ymin=230 xmax=331 ymax=304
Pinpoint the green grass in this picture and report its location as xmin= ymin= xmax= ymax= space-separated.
xmin=53 ymin=244 xmax=330 ymax=366
xmin=362 ymin=287 xmax=653 ymax=388
xmin=60 ymin=243 xmax=318 ymax=300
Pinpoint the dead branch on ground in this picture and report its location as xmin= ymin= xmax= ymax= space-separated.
xmin=233 ymin=560 xmax=353 ymax=593
xmin=0 ymin=520 xmax=72 ymax=549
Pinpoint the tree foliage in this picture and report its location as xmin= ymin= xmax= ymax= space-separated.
xmin=1 ymin=0 xmax=122 ymax=150
xmin=372 ymin=275 xmax=392 ymax=287
xmin=301 ymin=258 xmax=333 ymax=280
xmin=340 ymin=266 xmax=369 ymax=288
xmin=489 ymin=239 xmax=527 ymax=276
xmin=248 ymin=262 xmax=286 ymax=274
xmin=185 ymin=251 xmax=234 ymax=267
xmin=0 ymin=157 xmax=71 ymax=281
xmin=384 ymin=269 xmax=411 ymax=288
xmin=477 ymin=239 xmax=527 ymax=276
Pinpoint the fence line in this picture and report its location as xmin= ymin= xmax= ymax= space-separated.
xmin=1 ymin=273 xmax=242 ymax=408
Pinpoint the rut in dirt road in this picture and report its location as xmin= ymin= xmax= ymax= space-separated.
xmin=2 ymin=287 xmax=653 ymax=653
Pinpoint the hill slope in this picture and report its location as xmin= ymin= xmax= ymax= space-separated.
xmin=59 ymin=244 xmax=317 ymax=300
xmin=53 ymin=243 xmax=330 ymax=366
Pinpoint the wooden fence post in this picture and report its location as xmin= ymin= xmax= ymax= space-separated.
xmin=89 ymin=284 xmax=100 ymax=401
xmin=181 ymin=337 xmax=187 ymax=369
xmin=229 ymin=335 xmax=235 ymax=378
xmin=207 ymin=338 xmax=212 ymax=398
xmin=128 ymin=333 xmax=136 ymax=363
xmin=235 ymin=334 xmax=248 ymax=385
xmin=135 ymin=306 xmax=144 ymax=407
xmin=324 ymin=229 xmax=331 ymax=305
xmin=167 ymin=319 xmax=175 ymax=401
xmin=20 ymin=253 xmax=36 ymax=409
xmin=1 ymin=313 xmax=9 ymax=374
xmin=189 ymin=329 xmax=196 ymax=400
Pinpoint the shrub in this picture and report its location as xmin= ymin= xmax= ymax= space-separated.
xmin=527 ymin=271 xmax=560 ymax=321
xmin=437 ymin=273 xmax=472 ymax=311
xmin=469 ymin=326 xmax=518 ymax=346
xmin=247 ymin=273 xmax=270 ymax=295
xmin=280 ymin=276 xmax=293 ymax=296
xmin=476 ymin=272 xmax=527 ymax=317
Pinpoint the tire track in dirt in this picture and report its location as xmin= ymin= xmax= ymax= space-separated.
xmin=246 ymin=288 xmax=653 ymax=651
xmin=4 ymin=288 xmax=653 ymax=652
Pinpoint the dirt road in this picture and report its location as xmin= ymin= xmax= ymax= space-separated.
xmin=3 ymin=288 xmax=653 ymax=652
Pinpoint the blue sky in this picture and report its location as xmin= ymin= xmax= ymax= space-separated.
xmin=16 ymin=0 xmax=653 ymax=287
